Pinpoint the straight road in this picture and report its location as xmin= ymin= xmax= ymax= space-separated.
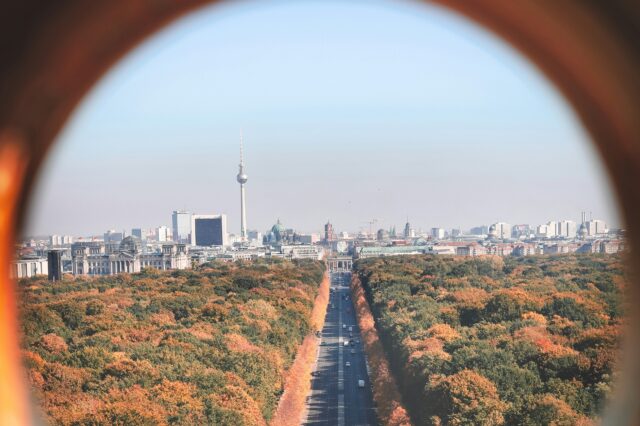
xmin=304 ymin=272 xmax=377 ymax=426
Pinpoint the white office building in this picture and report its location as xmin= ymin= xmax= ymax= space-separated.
xmin=557 ymin=220 xmax=577 ymax=238
xmin=172 ymin=210 xmax=192 ymax=243
xmin=587 ymin=219 xmax=608 ymax=236
xmin=489 ymin=222 xmax=512 ymax=239
xmin=157 ymin=225 xmax=172 ymax=242
xmin=431 ymin=228 xmax=446 ymax=240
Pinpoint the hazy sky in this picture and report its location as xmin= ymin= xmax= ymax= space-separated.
xmin=25 ymin=0 xmax=618 ymax=237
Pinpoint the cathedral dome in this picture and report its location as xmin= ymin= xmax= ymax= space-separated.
xmin=578 ymin=223 xmax=588 ymax=238
xmin=270 ymin=220 xmax=285 ymax=239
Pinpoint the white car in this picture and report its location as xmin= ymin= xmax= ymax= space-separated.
xmin=358 ymin=380 xmax=365 ymax=388
xmin=345 ymin=362 xmax=351 ymax=367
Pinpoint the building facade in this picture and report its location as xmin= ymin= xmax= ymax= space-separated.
xmin=431 ymin=228 xmax=446 ymax=240
xmin=557 ymin=220 xmax=577 ymax=238
xmin=71 ymin=237 xmax=190 ymax=276
xmin=191 ymin=214 xmax=228 ymax=246
xmin=172 ymin=210 xmax=192 ymax=243
xmin=324 ymin=221 xmax=335 ymax=242
xmin=587 ymin=219 xmax=608 ymax=236
xmin=47 ymin=250 xmax=63 ymax=281
xmin=10 ymin=257 xmax=48 ymax=279
xmin=489 ymin=222 xmax=512 ymax=239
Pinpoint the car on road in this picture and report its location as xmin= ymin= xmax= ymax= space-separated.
xmin=345 ymin=362 xmax=351 ymax=367
xmin=351 ymin=349 xmax=356 ymax=354
xmin=342 ymin=324 xmax=346 ymax=329
xmin=358 ymin=379 xmax=365 ymax=388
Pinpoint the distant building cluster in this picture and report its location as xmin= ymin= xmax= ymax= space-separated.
xmin=14 ymin=137 xmax=324 ymax=278
xmin=348 ymin=212 xmax=623 ymax=260
xmin=12 ymin=135 xmax=623 ymax=280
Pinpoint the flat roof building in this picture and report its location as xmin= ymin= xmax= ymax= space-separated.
xmin=172 ymin=210 xmax=192 ymax=243
xmin=47 ymin=250 xmax=63 ymax=281
xmin=191 ymin=214 xmax=228 ymax=247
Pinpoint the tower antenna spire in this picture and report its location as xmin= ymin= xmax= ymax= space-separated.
xmin=236 ymin=130 xmax=248 ymax=242
xmin=239 ymin=129 xmax=244 ymax=168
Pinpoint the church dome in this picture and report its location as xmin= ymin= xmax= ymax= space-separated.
xmin=578 ymin=223 xmax=588 ymax=238
xmin=269 ymin=219 xmax=285 ymax=242
xmin=271 ymin=220 xmax=284 ymax=233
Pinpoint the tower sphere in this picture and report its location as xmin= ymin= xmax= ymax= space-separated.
xmin=237 ymin=172 xmax=248 ymax=184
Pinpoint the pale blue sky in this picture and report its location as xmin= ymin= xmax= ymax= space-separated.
xmin=25 ymin=0 xmax=618 ymax=236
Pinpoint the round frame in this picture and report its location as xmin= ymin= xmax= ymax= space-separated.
xmin=0 ymin=1 xmax=638 ymax=424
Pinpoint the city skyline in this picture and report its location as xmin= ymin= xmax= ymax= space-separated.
xmin=23 ymin=0 xmax=618 ymax=237
xmin=26 ymin=211 xmax=613 ymax=241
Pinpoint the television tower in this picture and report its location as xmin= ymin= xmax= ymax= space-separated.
xmin=237 ymin=132 xmax=248 ymax=241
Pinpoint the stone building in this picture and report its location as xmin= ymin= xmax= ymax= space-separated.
xmin=71 ymin=236 xmax=190 ymax=276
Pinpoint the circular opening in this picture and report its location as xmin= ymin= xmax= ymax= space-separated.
xmin=2 ymin=1 xmax=632 ymax=424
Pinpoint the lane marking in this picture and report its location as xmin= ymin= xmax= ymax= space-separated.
xmin=337 ymin=274 xmax=345 ymax=426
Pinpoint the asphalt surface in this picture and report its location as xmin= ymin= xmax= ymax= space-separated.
xmin=304 ymin=272 xmax=377 ymax=426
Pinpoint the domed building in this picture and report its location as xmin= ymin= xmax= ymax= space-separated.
xmin=578 ymin=211 xmax=589 ymax=240
xmin=119 ymin=236 xmax=142 ymax=254
xmin=264 ymin=219 xmax=295 ymax=245
xmin=578 ymin=222 xmax=589 ymax=239
xmin=71 ymin=236 xmax=190 ymax=276
xmin=270 ymin=219 xmax=285 ymax=242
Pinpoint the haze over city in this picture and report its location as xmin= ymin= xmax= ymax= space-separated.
xmin=24 ymin=0 xmax=617 ymax=237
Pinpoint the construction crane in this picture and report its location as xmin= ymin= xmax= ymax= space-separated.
xmin=362 ymin=219 xmax=380 ymax=238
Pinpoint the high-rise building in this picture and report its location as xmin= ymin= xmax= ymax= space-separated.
xmin=511 ymin=224 xmax=531 ymax=239
xmin=489 ymin=222 xmax=512 ymax=239
xmin=377 ymin=229 xmax=389 ymax=241
xmin=104 ymin=230 xmax=124 ymax=243
xmin=403 ymin=220 xmax=414 ymax=239
xmin=247 ymin=230 xmax=263 ymax=244
xmin=157 ymin=226 xmax=171 ymax=242
xmin=191 ymin=214 xmax=228 ymax=246
xmin=236 ymin=134 xmax=248 ymax=241
xmin=172 ymin=210 xmax=192 ymax=243
xmin=557 ymin=220 xmax=577 ymax=238
xmin=47 ymin=250 xmax=63 ymax=281
xmin=431 ymin=228 xmax=446 ymax=240
xmin=470 ymin=225 xmax=488 ymax=236
xmin=324 ymin=221 xmax=335 ymax=242
xmin=536 ymin=224 xmax=554 ymax=238
xmin=587 ymin=219 xmax=608 ymax=236
xmin=131 ymin=228 xmax=145 ymax=240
